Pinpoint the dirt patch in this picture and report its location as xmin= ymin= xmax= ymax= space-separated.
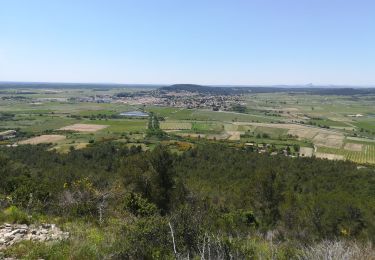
xmin=315 ymin=153 xmax=344 ymax=161
xmin=288 ymin=128 xmax=319 ymax=139
xmin=227 ymin=131 xmax=242 ymax=141
xmin=234 ymin=122 xmax=311 ymax=131
xmin=230 ymin=122 xmax=346 ymax=147
xmin=313 ymin=133 xmax=344 ymax=148
xmin=207 ymin=133 xmax=230 ymax=140
xmin=19 ymin=135 xmax=66 ymax=145
xmin=75 ymin=143 xmax=89 ymax=149
xmin=59 ymin=123 xmax=108 ymax=132
xmin=300 ymin=147 xmax=314 ymax=157
xmin=224 ymin=124 xmax=239 ymax=131
xmin=344 ymin=143 xmax=363 ymax=152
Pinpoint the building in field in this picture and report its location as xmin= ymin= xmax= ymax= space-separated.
xmin=119 ymin=111 xmax=149 ymax=117
xmin=0 ymin=130 xmax=16 ymax=140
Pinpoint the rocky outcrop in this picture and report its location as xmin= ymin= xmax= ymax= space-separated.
xmin=0 ymin=223 xmax=69 ymax=250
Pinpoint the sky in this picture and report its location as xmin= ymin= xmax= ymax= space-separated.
xmin=0 ymin=0 xmax=374 ymax=86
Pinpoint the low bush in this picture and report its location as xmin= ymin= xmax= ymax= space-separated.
xmin=0 ymin=206 xmax=30 ymax=224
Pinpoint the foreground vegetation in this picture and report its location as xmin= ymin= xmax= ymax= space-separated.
xmin=1 ymin=142 xmax=374 ymax=258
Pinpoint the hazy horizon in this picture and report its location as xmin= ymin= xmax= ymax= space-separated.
xmin=1 ymin=81 xmax=375 ymax=89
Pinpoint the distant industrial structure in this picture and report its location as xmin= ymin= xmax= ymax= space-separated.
xmin=119 ymin=111 xmax=149 ymax=117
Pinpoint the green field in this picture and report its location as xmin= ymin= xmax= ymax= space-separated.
xmin=83 ymin=119 xmax=148 ymax=133
xmin=317 ymin=144 xmax=375 ymax=164
xmin=160 ymin=121 xmax=192 ymax=130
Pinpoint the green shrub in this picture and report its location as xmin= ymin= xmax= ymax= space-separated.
xmin=123 ymin=192 xmax=158 ymax=217
xmin=1 ymin=206 xmax=30 ymax=224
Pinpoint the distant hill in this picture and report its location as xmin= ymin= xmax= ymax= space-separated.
xmin=159 ymin=84 xmax=251 ymax=95
xmin=159 ymin=84 xmax=375 ymax=96
xmin=1 ymin=82 xmax=374 ymax=95
xmin=160 ymin=84 xmax=211 ymax=92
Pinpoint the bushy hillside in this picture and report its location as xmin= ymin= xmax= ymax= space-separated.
xmin=0 ymin=142 xmax=374 ymax=258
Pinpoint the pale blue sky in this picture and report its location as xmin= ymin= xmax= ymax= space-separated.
xmin=0 ymin=0 xmax=374 ymax=85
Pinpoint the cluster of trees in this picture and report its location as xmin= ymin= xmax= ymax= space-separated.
xmin=147 ymin=113 xmax=166 ymax=138
xmin=0 ymin=142 xmax=374 ymax=258
xmin=1 ymin=96 xmax=30 ymax=101
xmin=230 ymin=104 xmax=247 ymax=113
xmin=307 ymin=120 xmax=331 ymax=129
xmin=176 ymin=145 xmax=375 ymax=240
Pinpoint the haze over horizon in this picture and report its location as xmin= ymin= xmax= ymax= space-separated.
xmin=1 ymin=0 xmax=374 ymax=85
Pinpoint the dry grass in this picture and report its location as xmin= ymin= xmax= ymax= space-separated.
xmin=313 ymin=133 xmax=345 ymax=148
xmin=224 ymin=123 xmax=239 ymax=131
xmin=59 ymin=124 xmax=108 ymax=132
xmin=298 ymin=240 xmax=375 ymax=260
xmin=196 ymin=121 xmax=350 ymax=150
xmin=315 ymin=152 xmax=345 ymax=161
xmin=288 ymin=128 xmax=319 ymax=139
xmin=207 ymin=133 xmax=230 ymax=140
xmin=232 ymin=123 xmax=347 ymax=145
xmin=226 ymin=131 xmax=242 ymax=141
xmin=344 ymin=143 xmax=363 ymax=152
xmin=299 ymin=147 xmax=314 ymax=157
xmin=19 ymin=135 xmax=66 ymax=145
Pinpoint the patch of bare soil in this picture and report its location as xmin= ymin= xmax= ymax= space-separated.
xmin=313 ymin=133 xmax=344 ymax=148
xmin=344 ymin=143 xmax=363 ymax=152
xmin=59 ymin=123 xmax=108 ymax=132
xmin=19 ymin=135 xmax=66 ymax=144
xmin=299 ymin=147 xmax=314 ymax=157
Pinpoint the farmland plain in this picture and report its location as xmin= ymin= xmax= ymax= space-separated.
xmin=1 ymin=87 xmax=374 ymax=163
